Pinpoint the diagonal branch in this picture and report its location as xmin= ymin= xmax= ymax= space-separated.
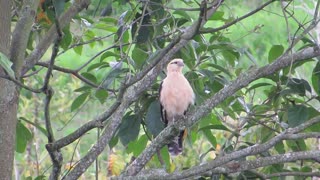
xmin=43 ymin=8 xmax=64 ymax=179
xmin=130 ymin=150 xmax=320 ymax=179
xmin=204 ymin=150 xmax=320 ymax=176
xmin=22 ymin=0 xmax=91 ymax=74
xmin=123 ymin=127 xmax=320 ymax=179
xmin=10 ymin=0 xmax=40 ymax=77
xmin=36 ymin=62 xmax=100 ymax=88
xmin=266 ymin=171 xmax=320 ymax=178
xmin=200 ymin=0 xmax=275 ymax=34
xmin=62 ymin=1 xmax=225 ymax=179
xmin=121 ymin=46 xmax=320 ymax=177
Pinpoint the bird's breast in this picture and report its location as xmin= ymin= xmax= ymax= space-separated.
xmin=160 ymin=75 xmax=194 ymax=116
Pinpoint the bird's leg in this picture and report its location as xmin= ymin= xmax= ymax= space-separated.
xmin=172 ymin=117 xmax=176 ymax=125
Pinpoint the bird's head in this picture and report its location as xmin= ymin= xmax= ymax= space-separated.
xmin=167 ymin=58 xmax=185 ymax=73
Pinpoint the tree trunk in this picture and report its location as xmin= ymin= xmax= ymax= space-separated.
xmin=0 ymin=0 xmax=18 ymax=179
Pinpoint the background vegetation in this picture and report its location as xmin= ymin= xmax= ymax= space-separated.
xmin=1 ymin=0 xmax=320 ymax=179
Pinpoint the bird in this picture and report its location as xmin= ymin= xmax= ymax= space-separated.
xmin=159 ymin=58 xmax=195 ymax=156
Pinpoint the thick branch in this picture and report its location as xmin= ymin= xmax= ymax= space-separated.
xmin=188 ymin=47 xmax=320 ymax=127
xmin=130 ymin=150 xmax=320 ymax=179
xmin=10 ymin=0 xmax=40 ymax=77
xmin=266 ymin=171 xmax=320 ymax=178
xmin=210 ymin=151 xmax=320 ymax=176
xmin=124 ymin=129 xmax=320 ymax=179
xmin=165 ymin=131 xmax=320 ymax=179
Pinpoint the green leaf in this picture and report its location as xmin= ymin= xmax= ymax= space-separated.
xmin=207 ymin=43 xmax=240 ymax=66
xmin=132 ymin=47 xmax=148 ymax=69
xmin=312 ymin=61 xmax=320 ymax=95
xmin=100 ymin=51 xmax=120 ymax=62
xmin=284 ymin=78 xmax=311 ymax=96
xmin=260 ymin=126 xmax=274 ymax=142
xmin=246 ymin=82 xmax=273 ymax=94
xmin=274 ymin=141 xmax=285 ymax=154
xmin=74 ymin=86 xmax=91 ymax=92
xmin=53 ymin=0 xmax=65 ymax=16
xmin=73 ymin=45 xmax=83 ymax=55
xmin=87 ymin=62 xmax=108 ymax=72
xmin=85 ymin=30 xmax=95 ymax=39
xmin=102 ymin=66 xmax=127 ymax=89
xmin=71 ymin=92 xmax=90 ymax=111
xmin=99 ymin=17 xmax=118 ymax=25
xmin=252 ymin=104 xmax=271 ymax=114
xmin=160 ymin=145 xmax=170 ymax=170
xmin=16 ymin=121 xmax=32 ymax=153
xmin=81 ymin=72 xmax=97 ymax=84
xmin=19 ymin=117 xmax=48 ymax=137
xmin=198 ymin=124 xmax=231 ymax=133
xmin=34 ymin=175 xmax=46 ymax=180
xmin=60 ymin=26 xmax=72 ymax=50
xmin=126 ymin=134 xmax=148 ymax=156
xmin=95 ymin=89 xmax=108 ymax=104
xmin=202 ymin=129 xmax=217 ymax=148
xmin=173 ymin=10 xmax=191 ymax=21
xmin=199 ymin=63 xmax=232 ymax=78
xmin=109 ymin=135 xmax=119 ymax=149
xmin=180 ymin=43 xmax=196 ymax=69
xmin=287 ymin=105 xmax=309 ymax=127
xmin=268 ymin=45 xmax=284 ymax=63
xmin=301 ymin=166 xmax=312 ymax=172
xmin=95 ymin=23 xmax=118 ymax=32
xmin=145 ymin=101 xmax=164 ymax=136
xmin=208 ymin=11 xmax=225 ymax=21
xmin=118 ymin=114 xmax=141 ymax=146
xmin=286 ymin=139 xmax=307 ymax=151
xmin=0 ymin=52 xmax=15 ymax=78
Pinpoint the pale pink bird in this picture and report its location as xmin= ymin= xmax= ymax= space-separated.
xmin=159 ymin=58 xmax=195 ymax=156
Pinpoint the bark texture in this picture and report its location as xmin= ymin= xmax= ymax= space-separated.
xmin=0 ymin=1 xmax=17 ymax=179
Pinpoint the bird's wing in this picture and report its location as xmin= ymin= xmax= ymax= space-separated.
xmin=159 ymin=81 xmax=168 ymax=126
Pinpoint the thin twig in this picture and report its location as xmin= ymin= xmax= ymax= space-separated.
xmin=0 ymin=75 xmax=42 ymax=93
xmin=58 ymin=33 xmax=116 ymax=56
xmin=314 ymin=0 xmax=320 ymax=23
xmin=36 ymin=62 xmax=113 ymax=90
xmin=200 ymin=0 xmax=275 ymax=34
xmin=44 ymin=5 xmax=64 ymax=179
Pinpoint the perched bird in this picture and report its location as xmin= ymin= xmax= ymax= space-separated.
xmin=159 ymin=58 xmax=195 ymax=156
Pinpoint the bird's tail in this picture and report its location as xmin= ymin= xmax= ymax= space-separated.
xmin=168 ymin=130 xmax=187 ymax=156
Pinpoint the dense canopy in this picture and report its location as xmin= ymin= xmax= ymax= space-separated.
xmin=0 ymin=0 xmax=320 ymax=179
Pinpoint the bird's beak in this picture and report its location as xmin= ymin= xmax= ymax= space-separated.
xmin=177 ymin=61 xmax=184 ymax=67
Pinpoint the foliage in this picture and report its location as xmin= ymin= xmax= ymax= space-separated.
xmin=3 ymin=0 xmax=320 ymax=179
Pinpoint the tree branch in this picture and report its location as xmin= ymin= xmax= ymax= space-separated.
xmin=0 ymin=75 xmax=42 ymax=93
xmin=43 ymin=10 xmax=64 ymax=179
xmin=166 ymin=120 xmax=320 ymax=179
xmin=10 ymin=0 xmax=40 ymax=77
xmin=36 ymin=62 xmax=100 ymax=88
xmin=121 ymin=46 xmax=320 ymax=177
xmin=209 ymin=151 xmax=320 ymax=176
xmin=62 ymin=1 xmax=225 ymax=179
xmin=266 ymin=171 xmax=320 ymax=178
xmin=123 ymin=129 xmax=320 ymax=179
xmin=22 ymin=0 xmax=91 ymax=74
xmin=200 ymin=0 xmax=275 ymax=34
xmin=129 ymin=150 xmax=320 ymax=179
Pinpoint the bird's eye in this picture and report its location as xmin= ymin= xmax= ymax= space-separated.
xmin=171 ymin=61 xmax=178 ymax=64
